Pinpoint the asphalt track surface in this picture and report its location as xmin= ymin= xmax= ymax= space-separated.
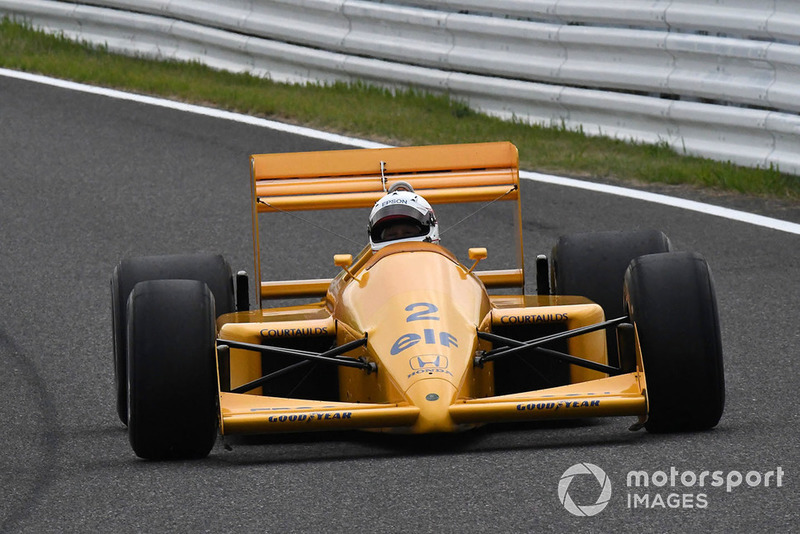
xmin=1 ymin=73 xmax=798 ymax=533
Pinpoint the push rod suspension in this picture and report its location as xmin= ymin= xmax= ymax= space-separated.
xmin=229 ymin=360 xmax=313 ymax=394
xmin=216 ymin=336 xmax=373 ymax=372
xmin=476 ymin=316 xmax=628 ymax=374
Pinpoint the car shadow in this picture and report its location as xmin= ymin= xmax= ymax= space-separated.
xmin=207 ymin=417 xmax=648 ymax=466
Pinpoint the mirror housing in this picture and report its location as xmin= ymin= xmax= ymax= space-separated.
xmin=334 ymin=254 xmax=353 ymax=268
xmin=468 ymin=247 xmax=488 ymax=261
xmin=466 ymin=247 xmax=487 ymax=274
xmin=334 ymin=254 xmax=361 ymax=282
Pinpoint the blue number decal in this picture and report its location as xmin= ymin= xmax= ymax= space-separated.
xmin=406 ymin=302 xmax=440 ymax=322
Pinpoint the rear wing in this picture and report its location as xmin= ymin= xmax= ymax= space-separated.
xmin=249 ymin=142 xmax=523 ymax=303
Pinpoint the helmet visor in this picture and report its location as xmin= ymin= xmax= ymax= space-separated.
xmin=370 ymin=206 xmax=430 ymax=244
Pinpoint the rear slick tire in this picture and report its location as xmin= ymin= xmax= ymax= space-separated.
xmin=127 ymin=279 xmax=219 ymax=459
xmin=552 ymin=229 xmax=672 ymax=367
xmin=624 ymin=252 xmax=725 ymax=433
xmin=111 ymin=253 xmax=233 ymax=425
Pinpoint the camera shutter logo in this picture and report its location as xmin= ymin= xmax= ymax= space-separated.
xmin=558 ymin=463 xmax=612 ymax=517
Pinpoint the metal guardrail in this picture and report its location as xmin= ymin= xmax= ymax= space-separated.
xmin=2 ymin=0 xmax=799 ymax=174
xmin=390 ymin=1 xmax=800 ymax=42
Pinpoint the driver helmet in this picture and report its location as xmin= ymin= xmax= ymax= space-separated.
xmin=368 ymin=182 xmax=439 ymax=251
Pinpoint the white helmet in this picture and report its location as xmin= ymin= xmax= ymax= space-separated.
xmin=368 ymin=183 xmax=439 ymax=251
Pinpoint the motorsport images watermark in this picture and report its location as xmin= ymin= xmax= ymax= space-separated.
xmin=558 ymin=463 xmax=612 ymax=516
xmin=558 ymin=463 xmax=785 ymax=515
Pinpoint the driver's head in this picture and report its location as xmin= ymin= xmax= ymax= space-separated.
xmin=368 ymin=182 xmax=439 ymax=251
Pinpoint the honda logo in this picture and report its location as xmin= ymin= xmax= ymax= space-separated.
xmin=409 ymin=354 xmax=449 ymax=370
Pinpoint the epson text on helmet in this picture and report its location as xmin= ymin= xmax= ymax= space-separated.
xmin=379 ymin=198 xmax=409 ymax=207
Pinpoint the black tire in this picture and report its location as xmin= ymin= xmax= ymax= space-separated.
xmin=624 ymin=252 xmax=725 ymax=432
xmin=127 ymin=279 xmax=219 ymax=459
xmin=111 ymin=254 xmax=233 ymax=425
xmin=552 ymin=230 xmax=672 ymax=367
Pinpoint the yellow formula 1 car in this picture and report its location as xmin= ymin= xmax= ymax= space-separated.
xmin=111 ymin=142 xmax=724 ymax=459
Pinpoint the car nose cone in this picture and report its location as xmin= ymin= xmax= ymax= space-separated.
xmin=405 ymin=379 xmax=457 ymax=433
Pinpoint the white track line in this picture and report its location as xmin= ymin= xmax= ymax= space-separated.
xmin=3 ymin=68 xmax=798 ymax=236
xmin=522 ymin=171 xmax=800 ymax=234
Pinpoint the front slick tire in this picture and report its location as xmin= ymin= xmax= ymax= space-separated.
xmin=624 ymin=252 xmax=725 ymax=433
xmin=127 ymin=279 xmax=218 ymax=460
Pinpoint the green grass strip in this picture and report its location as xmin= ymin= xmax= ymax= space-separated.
xmin=2 ymin=17 xmax=798 ymax=200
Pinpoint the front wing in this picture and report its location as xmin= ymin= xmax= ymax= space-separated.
xmin=217 ymin=372 xmax=647 ymax=435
